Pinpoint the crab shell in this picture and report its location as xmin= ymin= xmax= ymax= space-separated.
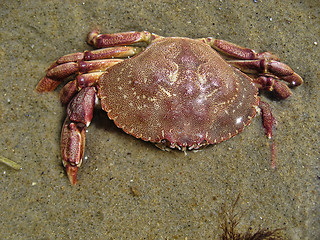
xmin=98 ymin=37 xmax=258 ymax=150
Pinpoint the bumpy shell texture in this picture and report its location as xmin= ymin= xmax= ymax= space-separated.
xmin=98 ymin=37 xmax=258 ymax=149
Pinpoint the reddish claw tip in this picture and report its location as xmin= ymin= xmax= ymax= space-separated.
xmin=65 ymin=164 xmax=78 ymax=185
xmin=87 ymin=30 xmax=99 ymax=46
xmin=36 ymin=77 xmax=61 ymax=92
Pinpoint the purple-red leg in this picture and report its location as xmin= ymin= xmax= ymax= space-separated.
xmin=61 ymin=87 xmax=96 ymax=185
xmin=37 ymin=31 xmax=161 ymax=184
xmin=259 ymin=101 xmax=275 ymax=139
xmin=36 ymin=58 xmax=124 ymax=93
xmin=36 ymin=46 xmax=141 ymax=93
xmin=226 ymin=59 xmax=303 ymax=85
xmin=200 ymin=37 xmax=303 ymax=99
xmin=201 ymin=36 xmax=303 ymax=167
xmin=56 ymin=46 xmax=143 ymax=64
xmin=37 ymin=30 xmax=161 ymax=93
xmin=59 ymin=72 xmax=104 ymax=105
xmin=259 ymin=101 xmax=277 ymax=168
xmin=253 ymin=76 xmax=293 ymax=99
xmin=87 ymin=30 xmax=156 ymax=48
xmin=201 ymin=38 xmax=280 ymax=61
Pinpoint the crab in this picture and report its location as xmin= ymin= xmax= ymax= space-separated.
xmin=36 ymin=30 xmax=303 ymax=185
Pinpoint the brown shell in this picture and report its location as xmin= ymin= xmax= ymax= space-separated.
xmin=98 ymin=37 xmax=259 ymax=149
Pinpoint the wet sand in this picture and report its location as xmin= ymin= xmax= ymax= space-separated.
xmin=0 ymin=1 xmax=319 ymax=239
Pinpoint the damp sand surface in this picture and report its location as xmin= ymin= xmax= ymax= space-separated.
xmin=0 ymin=1 xmax=319 ymax=239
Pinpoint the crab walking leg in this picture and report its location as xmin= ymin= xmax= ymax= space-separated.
xmin=61 ymin=87 xmax=96 ymax=185
xmin=201 ymin=37 xmax=280 ymax=61
xmin=36 ymin=46 xmax=141 ymax=92
xmin=87 ymin=30 xmax=156 ymax=48
xmin=59 ymin=72 xmax=104 ymax=105
xmin=259 ymin=101 xmax=275 ymax=139
xmin=200 ymin=37 xmax=303 ymax=89
xmin=36 ymin=59 xmax=123 ymax=92
xmin=56 ymin=46 xmax=143 ymax=64
xmin=259 ymin=101 xmax=277 ymax=168
xmin=227 ymin=59 xmax=303 ymax=99
xmin=252 ymin=76 xmax=293 ymax=99
xmin=61 ymin=117 xmax=85 ymax=185
xmin=227 ymin=60 xmax=303 ymax=86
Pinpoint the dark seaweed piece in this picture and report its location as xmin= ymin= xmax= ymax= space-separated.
xmin=220 ymin=194 xmax=285 ymax=240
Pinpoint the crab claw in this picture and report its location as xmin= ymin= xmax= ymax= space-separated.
xmin=61 ymin=119 xmax=86 ymax=185
xmin=60 ymin=87 xmax=96 ymax=185
xmin=65 ymin=163 xmax=78 ymax=185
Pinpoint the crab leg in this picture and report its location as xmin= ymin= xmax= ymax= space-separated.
xmin=56 ymin=46 xmax=143 ymax=64
xmin=200 ymin=37 xmax=303 ymax=98
xmin=227 ymin=59 xmax=303 ymax=86
xmin=259 ymin=101 xmax=275 ymax=139
xmin=228 ymin=59 xmax=303 ymax=99
xmin=36 ymin=59 xmax=122 ymax=92
xmin=37 ymin=30 xmax=160 ymax=93
xmin=251 ymin=75 xmax=293 ymax=99
xmin=87 ymin=30 xmax=156 ymax=48
xmin=36 ymin=46 xmax=142 ymax=92
xmin=61 ymin=87 xmax=96 ymax=185
xmin=259 ymin=101 xmax=277 ymax=168
xmin=59 ymin=72 xmax=104 ymax=105
xmin=201 ymin=38 xmax=280 ymax=61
